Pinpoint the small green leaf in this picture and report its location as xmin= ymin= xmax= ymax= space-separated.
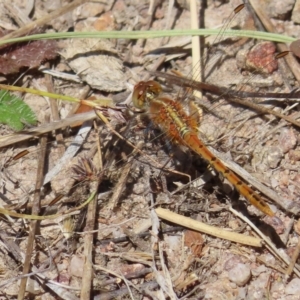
xmin=0 ymin=90 xmax=37 ymax=131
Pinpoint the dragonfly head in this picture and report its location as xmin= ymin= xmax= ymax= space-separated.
xmin=132 ymin=80 xmax=162 ymax=110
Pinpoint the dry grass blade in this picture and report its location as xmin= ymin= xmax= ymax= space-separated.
xmin=43 ymin=120 xmax=93 ymax=185
xmin=156 ymin=207 xmax=262 ymax=247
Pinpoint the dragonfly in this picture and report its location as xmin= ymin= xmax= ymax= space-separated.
xmin=132 ymin=80 xmax=275 ymax=216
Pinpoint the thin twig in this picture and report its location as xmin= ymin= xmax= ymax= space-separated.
xmin=18 ymin=134 xmax=47 ymax=300
xmin=80 ymin=187 xmax=98 ymax=299
xmin=156 ymin=207 xmax=262 ymax=247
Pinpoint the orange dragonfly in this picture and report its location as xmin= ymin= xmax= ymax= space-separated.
xmin=132 ymin=80 xmax=275 ymax=216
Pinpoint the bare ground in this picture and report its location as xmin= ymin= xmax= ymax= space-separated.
xmin=0 ymin=0 xmax=300 ymax=299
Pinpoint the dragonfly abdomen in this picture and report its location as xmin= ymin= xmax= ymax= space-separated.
xmin=183 ymin=131 xmax=274 ymax=216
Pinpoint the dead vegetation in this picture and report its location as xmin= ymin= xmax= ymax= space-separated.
xmin=0 ymin=0 xmax=300 ymax=299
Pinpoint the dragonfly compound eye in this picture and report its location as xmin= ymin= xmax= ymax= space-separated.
xmin=132 ymin=81 xmax=162 ymax=109
xmin=132 ymin=81 xmax=148 ymax=109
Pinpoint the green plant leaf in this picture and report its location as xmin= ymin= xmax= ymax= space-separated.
xmin=0 ymin=90 xmax=37 ymax=131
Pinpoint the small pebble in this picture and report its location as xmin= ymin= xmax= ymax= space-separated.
xmin=289 ymin=150 xmax=300 ymax=161
xmin=245 ymin=42 xmax=278 ymax=74
xmin=278 ymin=128 xmax=297 ymax=154
xmin=266 ymin=146 xmax=283 ymax=169
xmin=228 ymin=263 xmax=251 ymax=286
xmin=268 ymin=0 xmax=295 ymax=19
xmin=292 ymin=0 xmax=300 ymax=24
xmin=69 ymin=255 xmax=84 ymax=277
xmin=251 ymin=264 xmax=267 ymax=277
xmin=286 ymin=278 xmax=300 ymax=295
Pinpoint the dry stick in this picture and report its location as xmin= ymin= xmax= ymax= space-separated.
xmin=249 ymin=0 xmax=300 ymax=83
xmin=157 ymin=241 xmax=178 ymax=299
xmin=44 ymin=64 xmax=65 ymax=155
xmin=80 ymin=181 xmax=98 ymax=299
xmin=0 ymin=0 xmax=90 ymax=42
xmin=80 ymin=122 xmax=103 ymax=300
xmin=190 ymin=0 xmax=202 ymax=99
xmin=99 ymin=267 xmax=152 ymax=287
xmin=224 ymin=91 xmax=300 ymax=129
xmin=94 ymin=121 xmax=103 ymax=171
xmin=18 ymin=135 xmax=47 ymax=300
xmin=80 ymin=138 xmax=103 ymax=299
xmin=155 ymin=207 xmax=262 ymax=247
